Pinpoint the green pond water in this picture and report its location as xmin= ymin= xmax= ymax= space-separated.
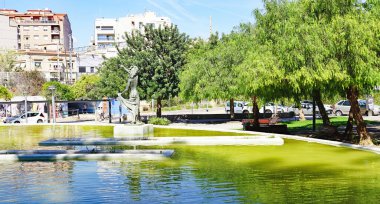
xmin=0 ymin=125 xmax=380 ymax=203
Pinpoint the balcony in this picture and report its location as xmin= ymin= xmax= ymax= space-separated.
xmin=51 ymin=29 xmax=60 ymax=34
xmin=11 ymin=20 xmax=58 ymax=25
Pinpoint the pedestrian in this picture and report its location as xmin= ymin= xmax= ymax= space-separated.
xmin=83 ymin=104 xmax=87 ymax=114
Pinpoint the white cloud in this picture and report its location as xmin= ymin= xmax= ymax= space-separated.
xmin=147 ymin=0 xmax=198 ymax=22
xmin=164 ymin=0 xmax=198 ymax=22
xmin=147 ymin=0 xmax=183 ymax=21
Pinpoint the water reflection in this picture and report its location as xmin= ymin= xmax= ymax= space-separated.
xmin=0 ymin=161 xmax=74 ymax=203
xmin=0 ymin=126 xmax=380 ymax=203
xmin=0 ymin=125 xmax=113 ymax=150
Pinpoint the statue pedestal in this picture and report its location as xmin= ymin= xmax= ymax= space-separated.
xmin=114 ymin=124 xmax=154 ymax=138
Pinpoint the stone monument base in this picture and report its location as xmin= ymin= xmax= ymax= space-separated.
xmin=114 ymin=124 xmax=154 ymax=138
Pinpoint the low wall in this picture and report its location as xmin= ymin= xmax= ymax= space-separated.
xmin=141 ymin=112 xmax=295 ymax=123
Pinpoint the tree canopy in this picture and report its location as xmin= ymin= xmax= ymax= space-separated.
xmin=0 ymin=85 xmax=12 ymax=100
xmin=180 ymin=26 xmax=254 ymax=102
xmin=118 ymin=24 xmax=189 ymax=116
xmin=72 ymin=74 xmax=101 ymax=99
xmin=95 ymin=57 xmax=128 ymax=98
xmin=41 ymin=81 xmax=74 ymax=101
xmin=0 ymin=51 xmax=18 ymax=72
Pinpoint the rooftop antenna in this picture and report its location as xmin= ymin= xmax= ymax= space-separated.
xmin=209 ymin=16 xmax=213 ymax=36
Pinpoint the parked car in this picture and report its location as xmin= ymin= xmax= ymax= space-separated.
xmin=288 ymin=101 xmax=333 ymax=115
xmin=259 ymin=102 xmax=287 ymax=114
xmin=334 ymin=100 xmax=379 ymax=116
xmin=225 ymin=101 xmax=251 ymax=114
xmin=3 ymin=112 xmax=46 ymax=124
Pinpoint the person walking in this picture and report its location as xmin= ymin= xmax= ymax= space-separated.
xmin=83 ymin=104 xmax=87 ymax=114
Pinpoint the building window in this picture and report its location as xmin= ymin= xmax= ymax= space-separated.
xmin=24 ymin=44 xmax=30 ymax=49
xmin=43 ymin=26 xmax=48 ymax=31
xmin=23 ymin=26 xmax=30 ymax=31
xmin=146 ymin=23 xmax=154 ymax=28
xmin=34 ymin=61 xmax=41 ymax=68
xmin=90 ymin=67 xmax=95 ymax=73
xmin=43 ymin=35 xmax=48 ymax=40
xmin=101 ymin=26 xmax=113 ymax=30
xmin=79 ymin=66 xmax=86 ymax=73
xmin=97 ymin=35 xmax=114 ymax=41
xmin=24 ymin=35 xmax=30 ymax=40
xmin=33 ymin=26 xmax=39 ymax=31
xmin=34 ymin=35 xmax=39 ymax=40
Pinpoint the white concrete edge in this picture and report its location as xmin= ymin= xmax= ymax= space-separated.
xmin=40 ymin=136 xmax=284 ymax=146
xmin=3 ymin=123 xmax=380 ymax=155
xmin=155 ymin=125 xmax=380 ymax=155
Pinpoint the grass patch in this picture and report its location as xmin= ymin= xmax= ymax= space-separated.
xmin=148 ymin=117 xmax=171 ymax=125
xmin=280 ymin=116 xmax=380 ymax=132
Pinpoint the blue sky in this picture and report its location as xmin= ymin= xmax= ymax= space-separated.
xmin=3 ymin=0 xmax=263 ymax=47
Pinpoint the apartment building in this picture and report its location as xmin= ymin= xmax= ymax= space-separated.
xmin=94 ymin=11 xmax=171 ymax=49
xmin=16 ymin=50 xmax=77 ymax=82
xmin=0 ymin=9 xmax=72 ymax=51
xmin=0 ymin=14 xmax=17 ymax=51
xmin=0 ymin=9 xmax=77 ymax=83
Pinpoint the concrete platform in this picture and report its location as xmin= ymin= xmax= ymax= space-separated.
xmin=114 ymin=124 xmax=154 ymax=138
xmin=0 ymin=149 xmax=174 ymax=162
xmin=40 ymin=136 xmax=284 ymax=146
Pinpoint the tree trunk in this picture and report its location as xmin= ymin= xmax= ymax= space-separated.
xmin=314 ymin=89 xmax=330 ymax=126
xmin=251 ymin=96 xmax=260 ymax=128
xmin=156 ymin=97 xmax=162 ymax=118
xmin=229 ymin=98 xmax=235 ymax=120
xmin=344 ymin=106 xmax=354 ymax=141
xmin=347 ymin=86 xmax=373 ymax=145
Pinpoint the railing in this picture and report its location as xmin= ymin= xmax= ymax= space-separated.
xmin=12 ymin=20 xmax=58 ymax=24
xmin=51 ymin=30 xmax=60 ymax=34
xmin=97 ymin=38 xmax=115 ymax=42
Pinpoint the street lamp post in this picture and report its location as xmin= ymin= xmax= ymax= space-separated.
xmin=48 ymin=85 xmax=56 ymax=123
xmin=23 ymin=91 xmax=28 ymax=124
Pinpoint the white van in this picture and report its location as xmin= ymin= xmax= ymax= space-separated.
xmin=3 ymin=112 xmax=47 ymax=124
xmin=225 ymin=101 xmax=251 ymax=114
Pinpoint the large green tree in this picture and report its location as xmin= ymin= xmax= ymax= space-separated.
xmin=180 ymin=27 xmax=253 ymax=119
xmin=328 ymin=6 xmax=380 ymax=145
xmin=252 ymin=0 xmax=342 ymax=127
xmin=119 ymin=24 xmax=188 ymax=117
xmin=252 ymin=0 xmax=380 ymax=145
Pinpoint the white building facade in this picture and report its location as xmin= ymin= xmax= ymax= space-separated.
xmin=0 ymin=14 xmax=17 ymax=51
xmin=77 ymin=54 xmax=104 ymax=77
xmin=93 ymin=11 xmax=171 ymax=57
